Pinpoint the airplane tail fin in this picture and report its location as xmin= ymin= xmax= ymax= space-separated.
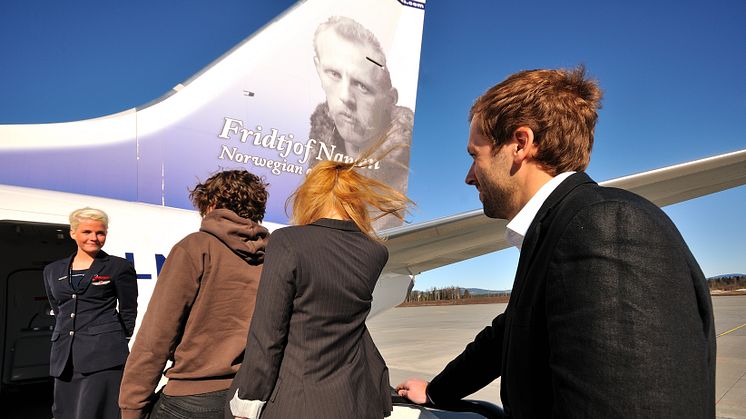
xmin=0 ymin=0 xmax=426 ymax=225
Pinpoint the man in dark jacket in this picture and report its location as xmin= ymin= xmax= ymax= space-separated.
xmin=396 ymin=67 xmax=716 ymax=418
xmin=120 ymin=170 xmax=270 ymax=419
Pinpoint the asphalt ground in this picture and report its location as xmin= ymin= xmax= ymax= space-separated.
xmin=3 ymin=295 xmax=744 ymax=418
xmin=367 ymin=295 xmax=746 ymax=419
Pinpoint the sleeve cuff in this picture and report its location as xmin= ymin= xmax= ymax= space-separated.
xmin=425 ymin=384 xmax=437 ymax=406
xmin=230 ymin=389 xmax=266 ymax=418
xmin=120 ymin=408 xmax=146 ymax=419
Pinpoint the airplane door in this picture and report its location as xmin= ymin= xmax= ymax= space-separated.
xmin=3 ymin=269 xmax=55 ymax=383
xmin=0 ymin=221 xmax=75 ymax=392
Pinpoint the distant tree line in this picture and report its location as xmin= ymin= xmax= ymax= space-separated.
xmin=708 ymin=275 xmax=746 ymax=291
xmin=402 ymin=276 xmax=745 ymax=305
xmin=404 ymin=286 xmax=510 ymax=303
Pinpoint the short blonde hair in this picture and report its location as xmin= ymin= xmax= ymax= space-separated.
xmin=69 ymin=207 xmax=109 ymax=231
xmin=289 ymin=159 xmax=412 ymax=240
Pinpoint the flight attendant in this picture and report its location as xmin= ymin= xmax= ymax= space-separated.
xmin=43 ymin=207 xmax=138 ymax=419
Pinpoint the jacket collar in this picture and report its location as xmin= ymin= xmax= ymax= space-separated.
xmin=506 ymin=172 xmax=575 ymax=249
xmin=533 ymin=172 xmax=596 ymax=226
xmin=509 ymin=173 xmax=596 ymax=306
xmin=501 ymin=172 xmax=596 ymax=380
xmin=311 ymin=218 xmax=360 ymax=232
xmin=66 ymin=250 xmax=110 ymax=293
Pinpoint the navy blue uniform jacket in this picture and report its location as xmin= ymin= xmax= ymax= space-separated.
xmin=43 ymin=250 xmax=138 ymax=377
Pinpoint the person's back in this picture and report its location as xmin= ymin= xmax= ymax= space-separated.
xmin=256 ymin=220 xmax=389 ymax=418
xmin=497 ymin=178 xmax=715 ymax=418
xmin=228 ymin=159 xmax=412 ymax=419
xmin=146 ymin=210 xmax=267 ymax=392
xmin=120 ymin=170 xmax=269 ymax=419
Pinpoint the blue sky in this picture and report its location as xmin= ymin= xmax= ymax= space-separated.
xmin=1 ymin=0 xmax=744 ymax=291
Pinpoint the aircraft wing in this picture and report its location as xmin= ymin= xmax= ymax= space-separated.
xmin=381 ymin=148 xmax=746 ymax=276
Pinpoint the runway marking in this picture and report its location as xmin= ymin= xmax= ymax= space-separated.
xmin=716 ymin=370 xmax=746 ymax=405
xmin=717 ymin=322 xmax=746 ymax=338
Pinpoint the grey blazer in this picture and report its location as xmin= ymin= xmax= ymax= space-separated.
xmin=229 ymin=218 xmax=392 ymax=419
xmin=428 ymin=172 xmax=716 ymax=418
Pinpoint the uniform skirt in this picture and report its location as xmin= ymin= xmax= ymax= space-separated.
xmin=53 ymin=356 xmax=123 ymax=419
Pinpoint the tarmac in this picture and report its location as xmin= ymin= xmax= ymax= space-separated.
xmin=367 ymin=295 xmax=746 ymax=419
xmin=4 ymin=295 xmax=744 ymax=418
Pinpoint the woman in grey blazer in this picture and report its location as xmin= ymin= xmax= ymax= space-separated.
xmin=228 ymin=159 xmax=412 ymax=419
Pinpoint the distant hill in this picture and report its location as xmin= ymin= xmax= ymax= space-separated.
xmin=707 ymin=273 xmax=745 ymax=280
xmin=707 ymin=273 xmax=746 ymax=293
xmin=464 ymin=288 xmax=511 ymax=296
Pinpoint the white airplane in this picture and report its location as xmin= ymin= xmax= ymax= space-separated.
xmin=0 ymin=0 xmax=744 ymax=417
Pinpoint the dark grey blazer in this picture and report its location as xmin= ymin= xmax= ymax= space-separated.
xmin=43 ymin=250 xmax=138 ymax=376
xmin=428 ymin=172 xmax=716 ymax=418
xmin=229 ymin=218 xmax=392 ymax=419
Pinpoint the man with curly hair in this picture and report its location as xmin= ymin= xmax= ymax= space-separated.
xmin=309 ymin=16 xmax=412 ymax=229
xmin=120 ymin=170 xmax=270 ymax=419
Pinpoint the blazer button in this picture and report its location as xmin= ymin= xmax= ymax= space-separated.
xmin=69 ymin=331 xmax=75 ymax=336
xmin=71 ymin=294 xmax=77 ymax=299
xmin=70 ymin=313 xmax=75 ymax=318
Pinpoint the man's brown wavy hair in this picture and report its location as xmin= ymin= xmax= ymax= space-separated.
xmin=189 ymin=169 xmax=268 ymax=221
xmin=470 ymin=66 xmax=603 ymax=175
xmin=288 ymin=159 xmax=412 ymax=240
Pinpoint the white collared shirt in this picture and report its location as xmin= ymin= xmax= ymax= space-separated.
xmin=505 ymin=172 xmax=575 ymax=250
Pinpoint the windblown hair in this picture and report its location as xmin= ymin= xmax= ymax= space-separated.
xmin=69 ymin=207 xmax=109 ymax=231
xmin=313 ymin=16 xmax=392 ymax=89
xmin=289 ymin=159 xmax=412 ymax=240
xmin=470 ymin=65 xmax=603 ymax=175
xmin=189 ymin=169 xmax=269 ymax=221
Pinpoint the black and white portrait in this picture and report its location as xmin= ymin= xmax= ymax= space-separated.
xmin=308 ymin=16 xmax=413 ymax=229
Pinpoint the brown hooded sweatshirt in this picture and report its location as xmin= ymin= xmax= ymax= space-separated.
xmin=119 ymin=209 xmax=268 ymax=419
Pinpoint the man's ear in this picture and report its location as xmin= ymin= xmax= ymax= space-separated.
xmin=512 ymin=126 xmax=536 ymax=163
xmin=388 ymin=87 xmax=399 ymax=105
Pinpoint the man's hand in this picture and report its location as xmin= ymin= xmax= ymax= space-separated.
xmin=396 ymin=378 xmax=429 ymax=404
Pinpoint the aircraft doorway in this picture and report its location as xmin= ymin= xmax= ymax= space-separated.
xmin=0 ymin=220 xmax=75 ymax=393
